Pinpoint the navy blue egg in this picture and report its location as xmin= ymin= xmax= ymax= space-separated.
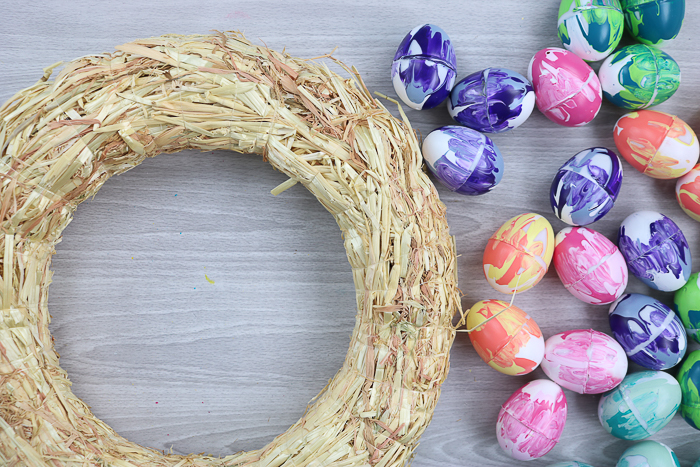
xmin=392 ymin=24 xmax=457 ymax=110
xmin=550 ymin=147 xmax=623 ymax=226
xmin=618 ymin=211 xmax=692 ymax=292
xmin=447 ymin=68 xmax=535 ymax=133
xmin=609 ymin=293 xmax=687 ymax=370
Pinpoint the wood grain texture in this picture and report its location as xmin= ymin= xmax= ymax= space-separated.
xmin=1 ymin=1 xmax=699 ymax=465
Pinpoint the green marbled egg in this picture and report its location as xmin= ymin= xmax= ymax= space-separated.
xmin=558 ymin=0 xmax=624 ymax=62
xmin=621 ymin=0 xmax=685 ymax=46
xmin=677 ymin=349 xmax=700 ymax=430
xmin=598 ymin=371 xmax=681 ymax=440
xmin=598 ymin=44 xmax=680 ymax=109
xmin=675 ymin=272 xmax=700 ymax=343
xmin=616 ymin=440 xmax=680 ymax=467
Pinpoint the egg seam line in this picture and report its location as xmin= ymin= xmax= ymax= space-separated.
xmin=486 ymin=237 xmax=547 ymax=270
xmin=625 ymin=309 xmax=680 ymax=358
xmin=619 ymin=386 xmax=651 ymax=434
xmin=556 ymin=5 xmax=623 ymax=28
xmin=645 ymin=45 xmax=661 ymax=110
xmin=564 ymin=248 xmax=617 ymax=289
xmin=500 ymin=406 xmax=558 ymax=442
xmin=620 ymin=228 xmax=685 ymax=264
xmin=538 ymin=71 xmax=599 ymax=114
xmin=558 ymin=165 xmax=616 ymax=199
xmin=485 ymin=320 xmax=531 ymax=370
xmin=643 ymin=117 xmax=674 ymax=177
xmin=395 ymin=55 xmax=456 ymax=72
xmin=481 ymin=68 xmax=496 ymax=133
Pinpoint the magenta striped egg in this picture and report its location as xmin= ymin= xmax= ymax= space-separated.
xmin=554 ymin=226 xmax=628 ymax=305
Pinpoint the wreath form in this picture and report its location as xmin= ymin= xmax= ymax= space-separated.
xmin=0 ymin=32 xmax=460 ymax=466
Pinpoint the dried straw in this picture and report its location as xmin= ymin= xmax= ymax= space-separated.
xmin=0 ymin=32 xmax=461 ymax=466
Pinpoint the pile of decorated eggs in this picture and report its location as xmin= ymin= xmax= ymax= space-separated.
xmin=614 ymin=110 xmax=699 ymax=180
xmin=447 ymin=67 xmax=535 ymax=133
xmin=466 ymin=300 xmax=544 ymax=375
xmin=609 ymin=293 xmax=687 ymax=370
xmin=541 ymin=329 xmax=628 ymax=394
xmin=496 ymin=379 xmax=567 ymax=461
xmin=550 ymin=147 xmax=623 ymax=225
xmin=483 ymin=213 xmax=554 ymax=294
xmin=618 ymin=211 xmax=692 ymax=291
xmin=421 ymin=126 xmax=503 ymax=195
xmin=553 ymin=226 xmax=628 ymax=305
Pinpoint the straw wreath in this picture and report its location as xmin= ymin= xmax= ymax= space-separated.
xmin=0 ymin=31 xmax=461 ymax=466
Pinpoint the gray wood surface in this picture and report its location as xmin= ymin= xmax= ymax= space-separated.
xmin=1 ymin=1 xmax=699 ymax=465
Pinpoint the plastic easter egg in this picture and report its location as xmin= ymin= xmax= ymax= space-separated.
xmin=483 ymin=213 xmax=554 ymax=294
xmin=497 ymin=379 xmax=567 ymax=461
xmin=528 ymin=48 xmax=602 ymax=126
xmin=598 ymin=371 xmax=681 ymax=440
xmin=467 ymin=300 xmax=544 ymax=375
xmin=609 ymin=293 xmax=687 ymax=370
xmin=677 ymin=164 xmax=700 ymax=221
xmin=550 ymin=147 xmax=623 ymax=226
xmin=541 ymin=329 xmax=628 ymax=394
xmin=677 ymin=349 xmax=700 ymax=430
xmin=558 ymin=0 xmax=624 ymax=62
xmin=447 ymin=68 xmax=535 ymax=133
xmin=421 ymin=126 xmax=503 ymax=195
xmin=618 ymin=211 xmax=692 ymax=291
xmin=621 ymin=0 xmax=685 ymax=46
xmin=675 ymin=272 xmax=700 ymax=343
xmin=554 ymin=227 xmax=628 ymax=305
xmin=391 ymin=24 xmax=457 ymax=110
xmin=616 ymin=441 xmax=680 ymax=467
xmin=599 ymin=44 xmax=680 ymax=109
xmin=614 ymin=110 xmax=699 ymax=179
xmin=547 ymin=463 xmax=594 ymax=467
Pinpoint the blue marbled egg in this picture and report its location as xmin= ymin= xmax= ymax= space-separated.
xmin=392 ymin=24 xmax=457 ymax=110
xmin=598 ymin=370 xmax=681 ymax=440
xmin=421 ymin=126 xmax=504 ymax=195
xmin=551 ymin=147 xmax=623 ymax=226
xmin=618 ymin=211 xmax=692 ymax=291
xmin=609 ymin=293 xmax=687 ymax=370
xmin=447 ymin=68 xmax=535 ymax=133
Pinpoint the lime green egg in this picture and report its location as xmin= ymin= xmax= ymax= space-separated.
xmin=675 ymin=272 xmax=700 ymax=343
xmin=598 ymin=44 xmax=680 ymax=109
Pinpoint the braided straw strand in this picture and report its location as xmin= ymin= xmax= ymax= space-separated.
xmin=0 ymin=32 xmax=461 ymax=466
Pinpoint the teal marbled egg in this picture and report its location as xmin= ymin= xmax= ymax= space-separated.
xmin=621 ymin=0 xmax=685 ymax=46
xmin=677 ymin=349 xmax=700 ymax=430
xmin=598 ymin=371 xmax=681 ymax=439
xmin=598 ymin=44 xmax=680 ymax=109
xmin=616 ymin=441 xmax=680 ymax=467
xmin=558 ymin=0 xmax=624 ymax=62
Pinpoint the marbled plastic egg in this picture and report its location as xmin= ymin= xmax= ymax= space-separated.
xmin=609 ymin=293 xmax=687 ymax=370
xmin=422 ymin=126 xmax=503 ymax=195
xmin=599 ymin=44 xmax=681 ymax=109
xmin=483 ymin=213 xmax=554 ymax=294
xmin=541 ymin=329 xmax=628 ymax=394
xmin=677 ymin=349 xmax=700 ymax=430
xmin=497 ymin=379 xmax=567 ymax=461
xmin=621 ymin=0 xmax=685 ymax=46
xmin=598 ymin=370 xmax=681 ymax=440
xmin=554 ymin=227 xmax=628 ymax=305
xmin=558 ymin=0 xmax=624 ymax=62
xmin=528 ymin=47 xmax=603 ymax=126
xmin=677 ymin=164 xmax=700 ymax=221
xmin=614 ymin=110 xmax=699 ymax=179
xmin=467 ymin=300 xmax=544 ymax=375
xmin=675 ymin=272 xmax=700 ymax=343
xmin=550 ymin=147 xmax=623 ymax=226
xmin=392 ymin=24 xmax=457 ymax=110
xmin=616 ymin=441 xmax=680 ymax=467
xmin=447 ymin=67 xmax=535 ymax=133
xmin=547 ymin=463 xmax=594 ymax=467
xmin=618 ymin=211 xmax=692 ymax=291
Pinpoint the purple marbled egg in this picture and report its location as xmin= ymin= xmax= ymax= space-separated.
xmin=550 ymin=147 xmax=623 ymax=226
xmin=422 ymin=126 xmax=504 ymax=195
xmin=609 ymin=293 xmax=687 ymax=370
xmin=392 ymin=24 xmax=457 ymax=110
xmin=618 ymin=211 xmax=692 ymax=292
xmin=447 ymin=67 xmax=535 ymax=133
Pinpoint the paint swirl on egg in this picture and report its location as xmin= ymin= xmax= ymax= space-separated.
xmin=677 ymin=164 xmax=700 ymax=222
xmin=558 ymin=0 xmax=624 ymax=61
xmin=622 ymin=0 xmax=685 ymax=46
xmin=677 ymin=350 xmax=700 ymax=430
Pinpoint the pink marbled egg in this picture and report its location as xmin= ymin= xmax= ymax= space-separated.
xmin=497 ymin=379 xmax=567 ymax=461
xmin=554 ymin=227 xmax=628 ymax=305
xmin=541 ymin=329 xmax=628 ymax=394
xmin=528 ymin=47 xmax=602 ymax=127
